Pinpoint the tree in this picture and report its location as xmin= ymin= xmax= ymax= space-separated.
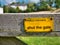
xmin=37 ymin=1 xmax=50 ymax=11
xmin=0 ymin=3 xmax=1 ymax=7
xmin=11 ymin=2 xmax=20 ymax=5
xmin=26 ymin=7 xmax=32 ymax=12
xmin=16 ymin=6 xmax=20 ymax=13
xmin=0 ymin=0 xmax=2 ymax=7
xmin=3 ymin=6 xmax=9 ymax=13
xmin=27 ymin=3 xmax=36 ymax=12
xmin=43 ymin=0 xmax=53 ymax=7
xmin=10 ymin=2 xmax=16 ymax=5
xmin=55 ymin=0 xmax=60 ymax=8
xmin=8 ymin=7 xmax=16 ymax=13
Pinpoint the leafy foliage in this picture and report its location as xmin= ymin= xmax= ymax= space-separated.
xmin=3 ymin=6 xmax=9 ymax=13
xmin=55 ymin=0 xmax=60 ymax=8
xmin=3 ymin=0 xmax=60 ymax=13
xmin=37 ymin=1 xmax=51 ymax=11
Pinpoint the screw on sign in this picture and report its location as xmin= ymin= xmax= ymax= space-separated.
xmin=24 ymin=17 xmax=54 ymax=32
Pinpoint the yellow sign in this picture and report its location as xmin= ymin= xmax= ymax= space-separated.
xmin=24 ymin=18 xmax=54 ymax=32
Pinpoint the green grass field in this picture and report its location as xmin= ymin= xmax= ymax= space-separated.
xmin=17 ymin=37 xmax=60 ymax=45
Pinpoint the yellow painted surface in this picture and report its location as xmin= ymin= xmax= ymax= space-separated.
xmin=24 ymin=18 xmax=54 ymax=32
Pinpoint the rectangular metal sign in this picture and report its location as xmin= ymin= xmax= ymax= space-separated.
xmin=24 ymin=18 xmax=54 ymax=32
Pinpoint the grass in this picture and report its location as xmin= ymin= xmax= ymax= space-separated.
xmin=17 ymin=37 xmax=60 ymax=45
